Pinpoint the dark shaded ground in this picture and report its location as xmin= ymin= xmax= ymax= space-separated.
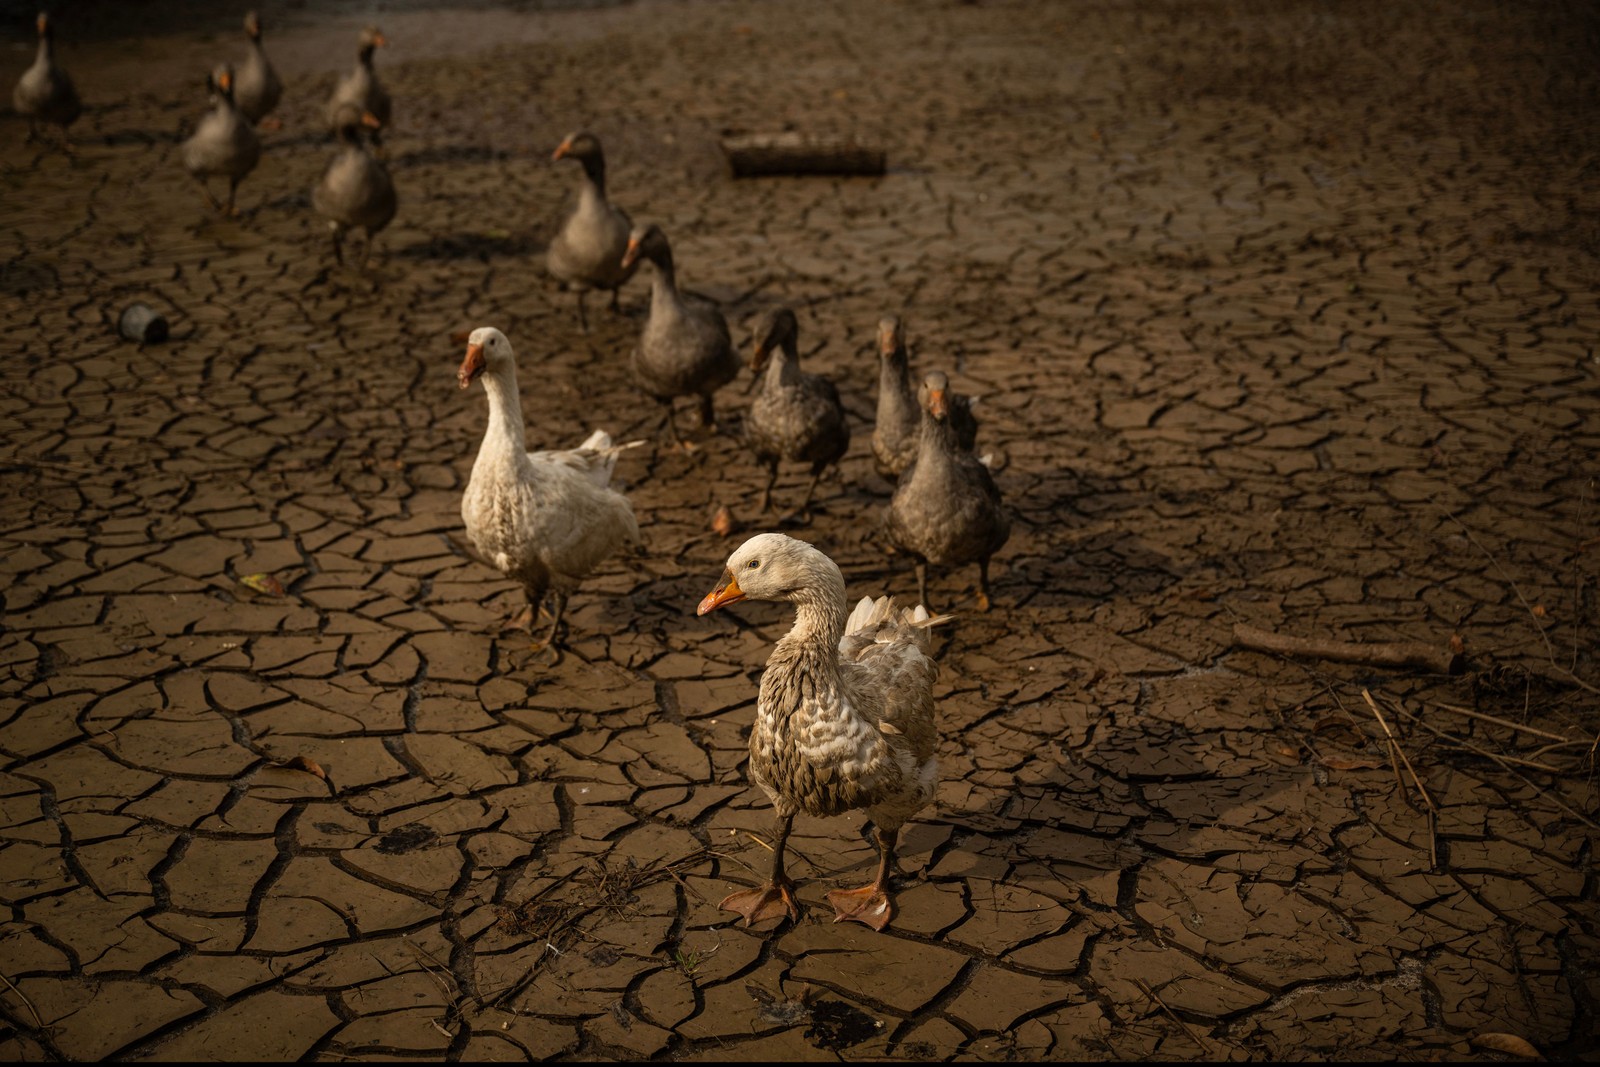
xmin=1 ymin=0 xmax=1598 ymax=1060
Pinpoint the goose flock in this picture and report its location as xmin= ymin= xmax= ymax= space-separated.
xmin=15 ymin=10 xmax=1016 ymax=934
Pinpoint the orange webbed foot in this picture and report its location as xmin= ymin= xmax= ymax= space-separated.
xmin=720 ymin=882 xmax=800 ymax=928
xmin=826 ymin=884 xmax=893 ymax=931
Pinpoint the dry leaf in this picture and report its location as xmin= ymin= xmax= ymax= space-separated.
xmin=1469 ymin=1033 xmax=1542 ymax=1060
xmin=711 ymin=505 xmax=736 ymax=538
xmin=238 ymin=573 xmax=285 ymax=597
xmin=280 ymin=755 xmax=326 ymax=780
xmin=1449 ymin=633 xmax=1465 ymax=655
xmin=1531 ymin=604 xmax=1547 ymax=618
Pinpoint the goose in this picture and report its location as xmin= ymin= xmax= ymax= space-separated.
xmin=547 ymin=131 xmax=637 ymax=332
xmin=884 ymin=370 xmax=1010 ymax=611
xmin=872 ymin=315 xmax=978 ymax=480
xmin=313 ymin=106 xmax=397 ymax=266
xmin=327 ymin=26 xmax=390 ymax=146
xmin=234 ymin=11 xmax=283 ymax=127
xmin=698 ymin=532 xmax=948 ymax=931
xmin=744 ymin=307 xmax=851 ymax=520
xmin=180 ymin=65 xmax=261 ymax=216
xmin=620 ymin=223 xmax=739 ymax=450
xmin=457 ymin=327 xmax=641 ymax=649
xmin=13 ymin=11 xmax=81 ymax=146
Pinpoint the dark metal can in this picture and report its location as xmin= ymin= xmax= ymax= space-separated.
xmin=118 ymin=303 xmax=169 ymax=343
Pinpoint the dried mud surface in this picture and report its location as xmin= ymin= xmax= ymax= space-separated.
xmin=2 ymin=0 xmax=1599 ymax=1060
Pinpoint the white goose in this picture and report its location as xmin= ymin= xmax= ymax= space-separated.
xmin=457 ymin=327 xmax=640 ymax=649
xmin=698 ymin=532 xmax=948 ymax=931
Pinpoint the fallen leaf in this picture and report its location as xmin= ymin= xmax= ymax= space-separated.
xmin=277 ymin=755 xmax=326 ymax=780
xmin=1449 ymin=633 xmax=1465 ymax=655
xmin=1470 ymin=1033 xmax=1542 ymax=1060
xmin=238 ymin=573 xmax=285 ymax=597
xmin=1532 ymin=604 xmax=1547 ymax=618
xmin=712 ymin=505 xmax=736 ymax=538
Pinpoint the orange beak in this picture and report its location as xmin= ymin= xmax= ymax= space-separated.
xmin=218 ymin=71 xmax=232 ymax=93
xmin=372 ymin=32 xmax=387 ymax=47
xmin=619 ymin=237 xmax=642 ymax=271
xmin=458 ymin=342 xmax=486 ymax=389
xmin=928 ymin=387 xmax=948 ymax=419
xmin=361 ymin=111 xmax=382 ymax=129
xmin=697 ymin=571 xmax=745 ymax=615
xmin=552 ymin=137 xmax=572 ymax=162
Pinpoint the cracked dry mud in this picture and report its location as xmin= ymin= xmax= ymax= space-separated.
xmin=2 ymin=0 xmax=1598 ymax=1061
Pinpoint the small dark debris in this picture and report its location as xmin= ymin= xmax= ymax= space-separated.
xmin=374 ymin=824 xmax=437 ymax=855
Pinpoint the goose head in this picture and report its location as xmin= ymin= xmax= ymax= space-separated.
xmin=620 ymin=222 xmax=672 ymax=273
xmin=244 ymin=10 xmax=263 ymax=40
xmin=552 ymin=130 xmax=603 ymax=165
xmin=698 ymin=532 xmax=838 ymax=614
xmin=35 ymin=11 xmax=51 ymax=39
xmin=331 ymin=104 xmax=380 ymax=143
xmin=457 ymin=326 xmax=514 ymax=390
xmin=748 ymin=307 xmax=798 ymax=376
xmin=358 ymin=25 xmax=386 ymax=58
xmin=209 ymin=64 xmax=237 ymax=104
xmin=877 ymin=315 xmax=907 ymax=366
xmin=918 ymin=370 xmax=952 ymax=421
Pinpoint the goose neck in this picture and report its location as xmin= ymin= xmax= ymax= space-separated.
xmin=480 ymin=366 xmax=528 ymax=453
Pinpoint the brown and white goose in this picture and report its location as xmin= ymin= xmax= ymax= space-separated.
xmin=698 ymin=532 xmax=947 ymax=931
xmin=547 ymin=131 xmax=637 ymax=331
xmin=457 ymin=327 xmax=640 ymax=649
xmin=872 ymin=315 xmax=978 ymax=480
xmin=884 ymin=370 xmax=1010 ymax=611
xmin=180 ymin=65 xmax=261 ymax=216
xmin=744 ymin=308 xmax=851 ymax=520
xmin=327 ymin=26 xmax=390 ymax=146
xmin=13 ymin=11 xmax=81 ymax=146
xmin=313 ymin=106 xmax=396 ymax=266
xmin=621 ymin=223 xmax=739 ymax=450
xmin=234 ymin=11 xmax=283 ymax=127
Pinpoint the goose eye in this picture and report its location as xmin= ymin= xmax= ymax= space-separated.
xmin=746 ymin=559 xmax=760 ymax=570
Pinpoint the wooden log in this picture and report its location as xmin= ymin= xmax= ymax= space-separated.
xmin=1232 ymin=623 xmax=1464 ymax=676
xmin=720 ymin=132 xmax=886 ymax=177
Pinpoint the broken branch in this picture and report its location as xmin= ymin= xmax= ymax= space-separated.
xmin=1234 ymin=623 xmax=1463 ymax=675
xmin=720 ymin=131 xmax=886 ymax=177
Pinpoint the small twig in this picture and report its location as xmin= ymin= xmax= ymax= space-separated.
xmin=1387 ymin=703 xmax=1573 ymax=776
xmin=1235 ymin=623 xmax=1461 ymax=675
xmin=1134 ymin=978 xmax=1213 ymax=1053
xmin=0 ymin=971 xmax=43 ymax=1030
xmin=1431 ymin=703 xmax=1574 ymax=743
xmin=1363 ymin=689 xmax=1438 ymax=868
xmin=744 ymin=832 xmax=775 ymax=853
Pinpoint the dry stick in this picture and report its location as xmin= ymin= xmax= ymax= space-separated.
xmin=1385 ymin=703 xmax=1600 ymax=831
xmin=1443 ymin=511 xmax=1600 ymax=697
xmin=1134 ymin=978 xmax=1213 ymax=1053
xmin=1387 ymin=702 xmax=1572 ymax=776
xmin=1362 ymin=689 xmax=1439 ymax=869
xmin=1431 ymin=702 xmax=1575 ymax=743
xmin=1234 ymin=623 xmax=1461 ymax=676
xmin=0 ymin=970 xmax=43 ymax=1030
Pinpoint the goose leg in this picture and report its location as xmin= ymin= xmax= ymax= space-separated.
xmin=195 ymin=178 xmax=222 ymax=214
xmin=608 ymin=288 xmax=622 ymax=314
xmin=328 ymin=223 xmax=345 ymax=265
xmin=826 ymin=824 xmax=899 ymax=931
xmin=721 ymin=811 xmax=801 ymax=927
xmin=358 ymin=229 xmax=374 ymax=270
xmin=575 ymin=289 xmax=590 ymax=334
xmin=976 ymin=558 xmax=993 ymax=613
xmin=226 ymin=176 xmax=240 ymax=217
xmin=658 ymin=398 xmax=683 ymax=450
xmin=535 ymin=591 xmax=569 ymax=651
xmin=25 ymin=119 xmax=38 ymax=145
xmin=697 ymin=393 xmax=718 ymax=435
xmin=797 ymin=461 xmax=827 ymax=520
xmin=758 ymin=459 xmax=780 ymax=514
xmin=914 ymin=560 xmax=930 ymax=610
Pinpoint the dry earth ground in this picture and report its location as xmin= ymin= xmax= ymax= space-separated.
xmin=1 ymin=0 xmax=1597 ymax=1060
